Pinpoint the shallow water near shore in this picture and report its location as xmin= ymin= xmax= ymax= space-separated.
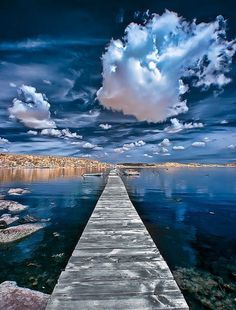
xmin=123 ymin=167 xmax=236 ymax=310
xmin=0 ymin=168 xmax=106 ymax=293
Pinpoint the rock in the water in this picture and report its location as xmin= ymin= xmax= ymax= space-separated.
xmin=0 ymin=223 xmax=44 ymax=244
xmin=0 ymin=281 xmax=49 ymax=310
xmin=0 ymin=220 xmax=7 ymax=229
xmin=0 ymin=214 xmax=19 ymax=225
xmin=52 ymin=253 xmax=65 ymax=263
xmin=19 ymin=215 xmax=39 ymax=224
xmin=0 ymin=200 xmax=28 ymax=213
xmin=8 ymin=188 xmax=30 ymax=195
xmin=230 ymin=272 xmax=236 ymax=280
xmin=53 ymin=232 xmax=60 ymax=237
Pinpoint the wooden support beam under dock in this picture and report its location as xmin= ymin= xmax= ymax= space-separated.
xmin=46 ymin=171 xmax=189 ymax=310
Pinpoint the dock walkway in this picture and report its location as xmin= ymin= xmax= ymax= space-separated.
xmin=46 ymin=171 xmax=189 ymax=309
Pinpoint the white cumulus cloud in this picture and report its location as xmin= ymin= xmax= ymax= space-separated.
xmin=99 ymin=123 xmax=112 ymax=130
xmin=114 ymin=140 xmax=146 ymax=153
xmin=173 ymin=145 xmax=185 ymax=150
xmin=9 ymin=85 xmax=56 ymax=129
xmin=82 ymin=142 xmax=97 ymax=149
xmin=98 ymin=11 xmax=236 ymax=122
xmin=41 ymin=128 xmax=82 ymax=139
xmin=165 ymin=118 xmax=204 ymax=133
xmin=82 ymin=142 xmax=102 ymax=150
xmin=192 ymin=141 xmax=206 ymax=147
xmin=0 ymin=137 xmax=9 ymax=144
xmin=27 ymin=130 xmax=38 ymax=135
xmin=159 ymin=138 xmax=171 ymax=147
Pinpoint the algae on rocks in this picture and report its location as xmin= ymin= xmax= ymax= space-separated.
xmin=173 ymin=267 xmax=236 ymax=310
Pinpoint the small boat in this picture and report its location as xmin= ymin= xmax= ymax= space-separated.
xmin=83 ymin=173 xmax=103 ymax=177
xmin=123 ymin=169 xmax=140 ymax=176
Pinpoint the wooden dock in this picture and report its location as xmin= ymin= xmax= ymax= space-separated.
xmin=46 ymin=171 xmax=189 ymax=310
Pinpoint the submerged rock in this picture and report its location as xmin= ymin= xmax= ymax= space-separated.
xmin=0 ymin=200 xmax=28 ymax=213
xmin=0 ymin=281 xmax=49 ymax=310
xmin=173 ymin=197 xmax=182 ymax=202
xmin=52 ymin=232 xmax=60 ymax=237
xmin=173 ymin=267 xmax=236 ymax=310
xmin=0 ymin=223 xmax=44 ymax=244
xmin=52 ymin=253 xmax=65 ymax=263
xmin=18 ymin=215 xmax=39 ymax=224
xmin=8 ymin=188 xmax=31 ymax=195
xmin=0 ymin=214 xmax=19 ymax=225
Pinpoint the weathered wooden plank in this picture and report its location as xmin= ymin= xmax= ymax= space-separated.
xmin=72 ymin=247 xmax=161 ymax=257
xmin=81 ymin=228 xmax=152 ymax=237
xmin=65 ymin=261 xmax=172 ymax=273
xmin=84 ymin=220 xmax=144 ymax=230
xmin=77 ymin=236 xmax=156 ymax=249
xmin=88 ymin=218 xmax=142 ymax=224
xmin=46 ymin=172 xmax=189 ymax=310
xmin=57 ymin=265 xmax=173 ymax=282
xmin=53 ymin=279 xmax=180 ymax=296
xmin=48 ymin=290 xmax=187 ymax=302
xmin=68 ymin=253 xmax=163 ymax=265
xmin=90 ymin=209 xmax=139 ymax=215
xmin=47 ymin=293 xmax=189 ymax=310
xmin=94 ymin=205 xmax=132 ymax=209
xmin=90 ymin=213 xmax=141 ymax=219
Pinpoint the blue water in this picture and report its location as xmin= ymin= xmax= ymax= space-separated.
xmin=1 ymin=167 xmax=236 ymax=309
xmin=124 ymin=167 xmax=236 ymax=309
xmin=0 ymin=168 xmax=106 ymax=293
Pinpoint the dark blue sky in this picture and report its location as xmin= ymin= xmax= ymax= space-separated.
xmin=1 ymin=0 xmax=236 ymax=40
xmin=0 ymin=0 xmax=235 ymax=163
xmin=0 ymin=0 xmax=236 ymax=40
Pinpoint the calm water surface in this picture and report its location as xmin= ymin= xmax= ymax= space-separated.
xmin=0 ymin=167 xmax=236 ymax=309
xmin=124 ymin=168 xmax=236 ymax=310
xmin=0 ymin=168 xmax=106 ymax=293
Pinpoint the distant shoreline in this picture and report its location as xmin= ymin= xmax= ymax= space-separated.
xmin=0 ymin=153 xmax=235 ymax=169
xmin=117 ymin=162 xmax=236 ymax=168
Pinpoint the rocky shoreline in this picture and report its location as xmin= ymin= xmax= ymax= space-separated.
xmin=0 ymin=281 xmax=49 ymax=310
xmin=0 ymin=153 xmax=109 ymax=169
xmin=1 ymin=153 xmax=235 ymax=170
xmin=0 ymin=187 xmax=50 ymax=308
